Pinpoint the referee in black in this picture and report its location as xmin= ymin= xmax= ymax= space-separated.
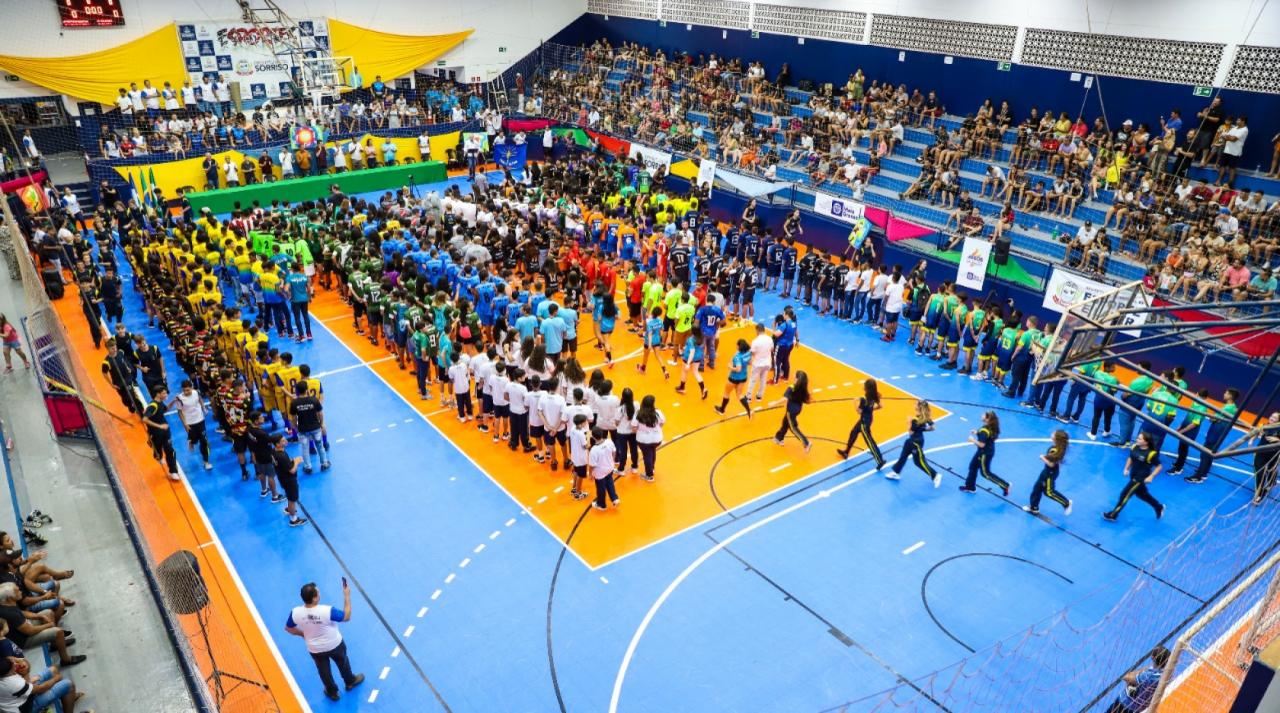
xmin=142 ymin=384 xmax=180 ymax=482
xmin=101 ymin=336 xmax=143 ymax=414
xmin=1103 ymin=431 xmax=1165 ymax=521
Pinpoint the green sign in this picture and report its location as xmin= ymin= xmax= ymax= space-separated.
xmin=659 ymin=20 xmax=667 ymax=27
xmin=1192 ymin=85 xmax=1212 ymax=97
xmin=751 ymin=30 xmax=760 ymax=39
xmin=436 ymin=60 xmax=446 ymax=66
xmin=498 ymin=46 xmax=507 ymax=53
xmin=996 ymin=61 xmax=1012 ymax=72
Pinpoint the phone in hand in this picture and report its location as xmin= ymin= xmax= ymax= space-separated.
xmin=342 ymin=577 xmax=348 ymax=589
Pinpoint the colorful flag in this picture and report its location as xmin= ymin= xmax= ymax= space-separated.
xmin=16 ymin=183 xmax=46 ymax=214
xmin=127 ymin=171 xmax=141 ymax=205
xmin=148 ymin=167 xmax=159 ymax=202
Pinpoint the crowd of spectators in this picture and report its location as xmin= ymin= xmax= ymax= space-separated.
xmin=537 ymin=39 xmax=1279 ymax=306
xmin=92 ymin=74 xmax=497 ymax=161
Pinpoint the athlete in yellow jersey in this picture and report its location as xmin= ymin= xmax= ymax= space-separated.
xmin=274 ymin=353 xmax=303 ymax=434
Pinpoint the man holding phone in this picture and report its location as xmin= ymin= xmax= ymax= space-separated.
xmin=285 ymin=580 xmax=364 ymax=701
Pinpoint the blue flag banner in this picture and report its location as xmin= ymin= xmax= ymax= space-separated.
xmin=494 ymin=143 xmax=527 ymax=171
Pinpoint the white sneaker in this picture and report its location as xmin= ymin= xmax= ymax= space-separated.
xmin=932 ymin=473 xmax=942 ymax=488
xmin=168 ymin=472 xmax=181 ymax=482
xmin=884 ymin=471 xmax=901 ymax=480
xmin=203 ymin=462 xmax=213 ymax=471
xmin=1064 ymin=500 xmax=1073 ymax=516
xmin=1086 ymin=431 xmax=1097 ymax=441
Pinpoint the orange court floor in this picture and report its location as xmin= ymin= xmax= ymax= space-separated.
xmin=50 ymin=281 xmax=304 ymax=713
xmin=307 ymin=287 xmax=944 ymax=568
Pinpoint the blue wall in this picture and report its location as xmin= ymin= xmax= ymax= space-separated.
xmin=551 ymin=14 xmax=1280 ymax=171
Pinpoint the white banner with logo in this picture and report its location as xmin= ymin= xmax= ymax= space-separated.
xmin=1042 ymin=267 xmax=1149 ymax=337
xmin=813 ymin=192 xmax=866 ymax=224
xmin=627 ymin=143 xmax=672 ymax=173
xmin=177 ymin=19 xmax=331 ymax=101
xmin=696 ymin=158 xmax=716 ymax=196
xmin=956 ymin=237 xmax=992 ymax=291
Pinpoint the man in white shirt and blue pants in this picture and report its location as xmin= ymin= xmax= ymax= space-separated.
xmin=285 ymin=580 xmax=364 ymax=701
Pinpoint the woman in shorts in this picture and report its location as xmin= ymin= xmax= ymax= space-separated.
xmin=0 ymin=314 xmax=31 ymax=372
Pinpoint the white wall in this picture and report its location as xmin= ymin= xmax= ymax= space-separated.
xmin=766 ymin=0 xmax=1280 ymax=47
xmin=0 ymin=0 xmax=585 ymax=99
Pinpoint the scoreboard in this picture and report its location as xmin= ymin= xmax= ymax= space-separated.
xmin=59 ymin=0 xmax=125 ymax=28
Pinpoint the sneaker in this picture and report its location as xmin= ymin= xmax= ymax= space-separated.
xmin=1022 ymin=505 xmax=1039 ymax=514
xmin=1185 ymin=475 xmax=1206 ymax=484
xmin=203 ymin=462 xmax=214 ymax=471
xmin=321 ymin=462 xmax=331 ymax=471
xmin=1101 ymin=431 xmax=1112 ymax=439
xmin=477 ymin=424 xmax=489 ymax=433
xmin=773 ymin=438 xmax=785 ymax=445
xmin=958 ymin=486 xmax=976 ymax=493
xmin=1064 ymin=500 xmax=1073 ymax=515
xmin=932 ymin=473 xmax=942 ymax=488
xmin=289 ymin=517 xmax=309 ymax=527
xmin=259 ymin=489 xmax=269 ymax=498
xmin=303 ymin=466 xmax=314 ymax=475
xmin=836 ymin=448 xmax=849 ymax=459
xmin=1155 ymin=504 xmax=1165 ymax=520
xmin=1102 ymin=511 xmax=1118 ymax=521
xmin=1168 ymin=468 xmax=1183 ymax=475
xmin=612 ymin=499 xmax=621 ymax=507
xmin=572 ymin=491 xmax=587 ymax=500
xmin=884 ymin=471 xmax=901 ymax=481
xmin=345 ymin=673 xmax=365 ymax=691
xmin=1086 ymin=431 xmax=1097 ymax=441
xmin=169 ymin=472 xmax=180 ymax=482
xmin=592 ymin=502 xmax=606 ymax=511
xmin=641 ymin=474 xmax=654 ymax=482
xmin=804 ymin=442 xmax=812 ymax=454
xmin=714 ymin=405 xmax=726 ymax=415
xmin=270 ymin=494 xmax=285 ymax=503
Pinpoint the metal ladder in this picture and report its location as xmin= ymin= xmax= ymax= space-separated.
xmin=490 ymin=74 xmax=510 ymax=114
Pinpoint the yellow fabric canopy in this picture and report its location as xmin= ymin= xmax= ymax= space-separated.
xmin=328 ymin=19 xmax=473 ymax=87
xmin=0 ymin=25 xmax=187 ymax=106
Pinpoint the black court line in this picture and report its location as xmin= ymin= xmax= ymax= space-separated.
xmin=924 ymin=459 xmax=1209 ymax=605
xmin=297 ymin=502 xmax=452 ymax=712
xmin=709 ymin=536 xmax=952 ymax=713
xmin=545 ymin=505 xmax=592 ymax=713
xmin=920 ymin=553 xmax=1075 ymax=654
xmin=707 ymin=435 xmax=846 ymax=516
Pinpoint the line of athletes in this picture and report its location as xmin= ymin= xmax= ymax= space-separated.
xmin=105 ymin=220 xmax=333 ymax=527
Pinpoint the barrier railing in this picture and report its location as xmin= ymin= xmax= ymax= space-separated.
xmin=0 ymin=196 xmax=279 ymax=712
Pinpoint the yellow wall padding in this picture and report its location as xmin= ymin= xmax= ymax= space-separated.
xmin=0 ymin=24 xmax=187 ymax=106
xmin=115 ymin=151 xmax=242 ymax=196
xmin=328 ymin=19 xmax=473 ymax=87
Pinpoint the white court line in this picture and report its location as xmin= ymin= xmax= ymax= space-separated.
xmin=368 ymin=689 xmax=379 ymax=703
xmin=172 ymin=467 xmax=313 ymax=712
xmin=902 ymin=541 xmax=926 ymax=555
xmin=390 ymin=646 xmax=400 ymax=658
xmin=430 ymin=589 xmax=442 ymax=601
xmin=320 ymin=314 xmax=349 ymax=323
xmin=312 ymin=356 xmax=395 ymax=379
xmin=416 ymin=607 xmax=427 ymax=618
xmin=608 ymin=441 xmax=973 ymax=712
xmin=444 ymin=573 xmax=456 ymax=584
xmin=489 ymin=530 xmax=502 ymax=540
xmin=769 ymin=462 xmax=792 ymax=473
xmin=402 ymin=625 xmax=414 ymax=637
xmin=379 ymin=666 xmax=391 ymax=680
xmin=459 ymin=558 xmax=470 ymax=568
xmin=600 ymin=576 xmax=610 ymax=584
xmin=537 ymin=496 xmax=548 ymax=504
xmin=505 ymin=518 xmax=517 ymax=527
xmin=473 ymin=544 xmax=486 ymax=554
xmin=311 ymin=318 xmax=597 ymax=570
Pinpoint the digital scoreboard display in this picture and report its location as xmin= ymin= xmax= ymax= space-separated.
xmin=59 ymin=0 xmax=125 ymax=28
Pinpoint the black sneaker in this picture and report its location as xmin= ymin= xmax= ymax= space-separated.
xmin=289 ymin=517 xmax=309 ymax=527
xmin=958 ymin=486 xmax=976 ymax=493
xmin=1185 ymin=475 xmax=1206 ymax=484
xmin=1168 ymin=468 xmax=1182 ymax=475
xmin=1155 ymin=504 xmax=1165 ymax=520
xmin=270 ymin=494 xmax=285 ymax=503
xmin=345 ymin=673 xmax=365 ymax=691
xmin=1102 ymin=512 xmax=1118 ymax=522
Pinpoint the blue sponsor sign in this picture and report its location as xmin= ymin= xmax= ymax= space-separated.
xmin=216 ymin=55 xmax=233 ymax=71
xmin=178 ymin=25 xmax=196 ymax=41
xmin=197 ymin=39 xmax=215 ymax=56
xmin=298 ymin=21 xmax=313 ymax=36
xmin=251 ymin=84 xmax=267 ymax=99
xmin=185 ymin=57 xmax=203 ymax=72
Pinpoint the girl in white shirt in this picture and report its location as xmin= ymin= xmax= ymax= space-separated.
xmin=568 ymin=414 xmax=591 ymax=500
xmin=539 ymin=376 xmax=569 ymax=474
xmin=633 ymin=395 xmax=665 ymax=481
xmin=614 ymin=388 xmax=639 ymax=476
xmin=594 ymin=378 xmax=621 ymax=450
xmin=589 ymin=428 xmax=620 ymax=510
xmin=448 ymin=352 xmax=473 ymax=421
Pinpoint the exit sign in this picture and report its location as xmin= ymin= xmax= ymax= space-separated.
xmin=996 ymin=61 xmax=1011 ymax=71
xmin=498 ymin=46 xmax=507 ymax=53
xmin=751 ymin=30 xmax=759 ymax=39
xmin=1192 ymin=85 xmax=1212 ymax=97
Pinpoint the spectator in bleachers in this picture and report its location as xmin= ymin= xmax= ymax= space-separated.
xmin=0 ymin=582 xmax=84 ymax=667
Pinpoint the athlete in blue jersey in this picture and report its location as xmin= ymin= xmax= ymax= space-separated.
xmin=675 ymin=328 xmax=708 ymax=398
xmin=637 ymin=306 xmax=669 ymax=378
xmin=714 ymin=338 xmax=753 ymax=417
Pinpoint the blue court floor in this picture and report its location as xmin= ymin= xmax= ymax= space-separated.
xmin=100 ymin=175 xmax=1278 ymax=712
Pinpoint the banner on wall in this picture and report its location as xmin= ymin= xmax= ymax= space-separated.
xmin=956 ymin=237 xmax=992 ymax=291
xmin=1042 ymin=267 xmax=1149 ymax=337
xmin=177 ymin=19 xmax=331 ymax=100
xmin=813 ymin=192 xmax=866 ymax=224
xmin=627 ymin=143 xmax=672 ymax=173
xmin=695 ymin=158 xmax=716 ymax=196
